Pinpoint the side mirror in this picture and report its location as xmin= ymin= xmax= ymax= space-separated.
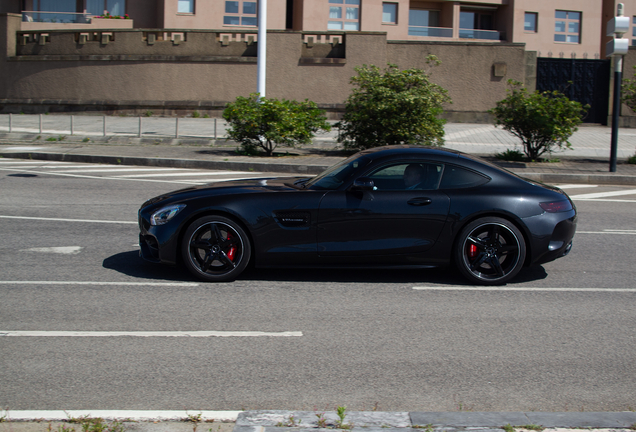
xmin=351 ymin=177 xmax=375 ymax=191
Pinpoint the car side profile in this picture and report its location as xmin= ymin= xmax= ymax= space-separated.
xmin=138 ymin=146 xmax=577 ymax=285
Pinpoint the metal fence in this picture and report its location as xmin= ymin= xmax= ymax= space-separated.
xmin=0 ymin=114 xmax=228 ymax=139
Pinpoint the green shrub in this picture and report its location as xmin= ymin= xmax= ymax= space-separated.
xmin=622 ymin=66 xmax=636 ymax=113
xmin=489 ymin=80 xmax=588 ymax=160
xmin=223 ymin=93 xmax=331 ymax=156
xmin=336 ymin=59 xmax=451 ymax=151
xmin=496 ymin=149 xmax=526 ymax=162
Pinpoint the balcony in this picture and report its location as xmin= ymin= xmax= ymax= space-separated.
xmin=459 ymin=29 xmax=503 ymax=41
xmin=408 ymin=26 xmax=453 ymax=38
xmin=22 ymin=11 xmax=92 ymax=24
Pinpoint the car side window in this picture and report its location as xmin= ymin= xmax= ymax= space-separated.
xmin=439 ymin=165 xmax=489 ymax=189
xmin=367 ymin=162 xmax=443 ymax=190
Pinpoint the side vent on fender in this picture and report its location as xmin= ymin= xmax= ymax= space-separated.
xmin=275 ymin=211 xmax=311 ymax=228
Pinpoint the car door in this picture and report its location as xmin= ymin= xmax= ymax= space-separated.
xmin=316 ymin=161 xmax=450 ymax=262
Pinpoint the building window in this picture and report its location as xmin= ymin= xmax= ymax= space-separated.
xmin=633 ymin=16 xmax=636 ymax=46
xmin=383 ymin=3 xmax=397 ymax=24
xmin=178 ymin=0 xmax=194 ymax=13
xmin=554 ymin=10 xmax=580 ymax=43
xmin=86 ymin=0 xmax=126 ymax=16
xmin=224 ymin=1 xmax=257 ymax=26
xmin=328 ymin=0 xmax=360 ymax=31
xmin=524 ymin=12 xmax=537 ymax=32
xmin=408 ymin=9 xmax=445 ymax=36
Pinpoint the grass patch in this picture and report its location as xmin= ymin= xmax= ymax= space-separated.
xmin=503 ymin=424 xmax=545 ymax=432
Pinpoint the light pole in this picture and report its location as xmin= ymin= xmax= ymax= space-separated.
xmin=606 ymin=3 xmax=629 ymax=172
xmin=257 ymin=0 xmax=267 ymax=99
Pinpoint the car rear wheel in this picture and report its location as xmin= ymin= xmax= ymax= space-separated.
xmin=455 ymin=217 xmax=526 ymax=285
xmin=181 ymin=215 xmax=251 ymax=282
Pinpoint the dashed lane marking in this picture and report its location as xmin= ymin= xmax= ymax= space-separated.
xmin=569 ymin=189 xmax=636 ymax=199
xmin=0 ymin=331 xmax=303 ymax=337
xmin=0 ymin=281 xmax=199 ymax=286
xmin=0 ymin=215 xmax=136 ymax=224
xmin=413 ymin=286 xmax=636 ymax=292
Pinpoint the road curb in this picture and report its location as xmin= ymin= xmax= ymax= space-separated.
xmin=0 ymin=152 xmax=330 ymax=175
xmin=233 ymin=410 xmax=636 ymax=431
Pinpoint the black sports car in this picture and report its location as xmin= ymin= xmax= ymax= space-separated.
xmin=138 ymin=146 xmax=576 ymax=285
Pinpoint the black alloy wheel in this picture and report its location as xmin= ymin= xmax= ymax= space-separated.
xmin=181 ymin=215 xmax=251 ymax=282
xmin=455 ymin=217 xmax=526 ymax=285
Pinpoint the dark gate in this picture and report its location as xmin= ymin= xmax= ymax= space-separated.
xmin=536 ymin=58 xmax=611 ymax=124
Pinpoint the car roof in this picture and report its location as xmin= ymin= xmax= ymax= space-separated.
xmin=359 ymin=145 xmax=462 ymax=159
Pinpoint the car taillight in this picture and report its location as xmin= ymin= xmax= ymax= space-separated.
xmin=540 ymin=200 xmax=573 ymax=213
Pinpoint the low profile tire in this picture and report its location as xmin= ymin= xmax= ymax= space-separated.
xmin=181 ymin=215 xmax=251 ymax=282
xmin=454 ymin=217 xmax=526 ymax=285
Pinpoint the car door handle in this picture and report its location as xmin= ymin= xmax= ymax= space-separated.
xmin=407 ymin=197 xmax=432 ymax=206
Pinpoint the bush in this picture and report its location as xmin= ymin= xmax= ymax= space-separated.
xmin=622 ymin=65 xmax=636 ymax=113
xmin=223 ymin=93 xmax=331 ymax=156
xmin=489 ymin=80 xmax=588 ymax=160
xmin=336 ymin=60 xmax=451 ymax=151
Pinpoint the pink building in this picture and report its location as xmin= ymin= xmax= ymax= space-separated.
xmin=3 ymin=0 xmax=635 ymax=57
xmin=1 ymin=1 xmax=634 ymax=124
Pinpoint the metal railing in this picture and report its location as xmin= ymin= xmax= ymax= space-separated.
xmin=22 ymin=11 xmax=92 ymax=24
xmin=459 ymin=29 xmax=502 ymax=41
xmin=0 ymin=114 xmax=226 ymax=140
xmin=408 ymin=26 xmax=453 ymax=38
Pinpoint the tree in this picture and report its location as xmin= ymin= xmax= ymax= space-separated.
xmin=622 ymin=65 xmax=636 ymax=113
xmin=489 ymin=80 xmax=588 ymax=160
xmin=336 ymin=60 xmax=451 ymax=151
xmin=223 ymin=94 xmax=331 ymax=156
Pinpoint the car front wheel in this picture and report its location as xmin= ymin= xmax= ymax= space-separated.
xmin=181 ymin=215 xmax=251 ymax=282
xmin=455 ymin=217 xmax=526 ymax=285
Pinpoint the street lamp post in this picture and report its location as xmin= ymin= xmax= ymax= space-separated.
xmin=606 ymin=3 xmax=630 ymax=172
xmin=257 ymin=0 xmax=267 ymax=99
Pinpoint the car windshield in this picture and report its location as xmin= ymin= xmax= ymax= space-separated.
xmin=305 ymin=154 xmax=371 ymax=190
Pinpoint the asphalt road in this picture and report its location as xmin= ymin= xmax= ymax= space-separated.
xmin=1 ymin=159 xmax=635 ymax=413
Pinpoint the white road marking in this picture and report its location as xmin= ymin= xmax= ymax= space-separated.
xmin=569 ymin=189 xmax=636 ymax=199
xmin=0 ymin=330 xmax=303 ymax=337
xmin=0 ymin=215 xmax=136 ymax=224
xmin=0 ymin=281 xmax=199 ymax=286
xmin=577 ymin=230 xmax=636 ymax=234
xmin=21 ymin=246 xmax=83 ymax=254
xmin=115 ymin=171 xmax=259 ymax=177
xmin=413 ymin=286 xmax=636 ymax=292
xmin=572 ymin=199 xmax=636 ymax=203
xmin=52 ymin=167 xmax=188 ymax=173
xmin=0 ymin=167 xmax=257 ymax=184
xmin=0 ymin=410 xmax=240 ymax=422
xmin=556 ymin=184 xmax=598 ymax=189
xmin=45 ymin=167 xmax=185 ymax=172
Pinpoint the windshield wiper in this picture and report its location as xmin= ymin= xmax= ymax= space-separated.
xmin=285 ymin=178 xmax=310 ymax=189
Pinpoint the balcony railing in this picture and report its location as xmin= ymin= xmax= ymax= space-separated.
xmin=22 ymin=11 xmax=92 ymax=24
xmin=408 ymin=26 xmax=453 ymax=38
xmin=459 ymin=29 xmax=502 ymax=41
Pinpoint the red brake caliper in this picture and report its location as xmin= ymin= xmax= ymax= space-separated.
xmin=226 ymin=233 xmax=236 ymax=261
xmin=468 ymin=244 xmax=479 ymax=259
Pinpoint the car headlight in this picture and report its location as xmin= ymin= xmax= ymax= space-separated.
xmin=150 ymin=204 xmax=186 ymax=226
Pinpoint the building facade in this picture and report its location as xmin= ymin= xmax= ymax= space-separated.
xmin=0 ymin=1 xmax=635 ymax=124
xmin=4 ymin=0 xmax=635 ymax=57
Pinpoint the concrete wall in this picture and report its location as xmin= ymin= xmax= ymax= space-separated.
xmin=623 ymin=46 xmax=636 ymax=126
xmin=2 ymin=12 xmax=634 ymax=125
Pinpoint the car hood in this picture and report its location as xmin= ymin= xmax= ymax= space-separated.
xmin=140 ymin=176 xmax=308 ymax=208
